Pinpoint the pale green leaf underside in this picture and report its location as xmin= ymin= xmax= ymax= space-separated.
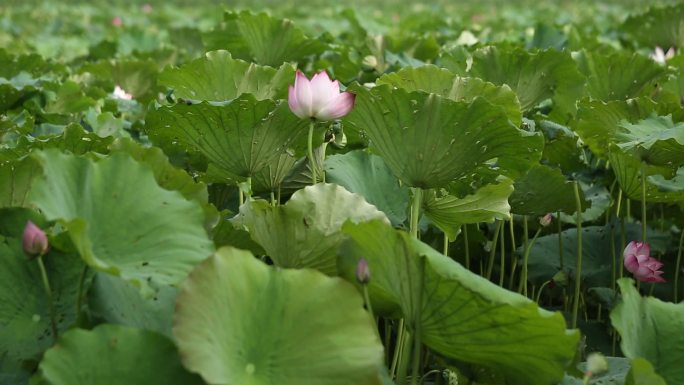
xmin=29 ymin=149 xmax=214 ymax=292
xmin=173 ymin=247 xmax=385 ymax=385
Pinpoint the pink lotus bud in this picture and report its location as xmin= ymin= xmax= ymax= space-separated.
xmin=539 ymin=213 xmax=553 ymax=227
xmin=111 ymin=16 xmax=123 ymax=27
xmin=23 ymin=221 xmax=48 ymax=258
xmin=288 ymin=70 xmax=355 ymax=121
xmin=142 ymin=4 xmax=153 ymax=13
xmin=113 ymin=85 xmax=133 ymax=100
xmin=356 ymin=258 xmax=370 ymax=284
xmin=623 ymin=241 xmax=666 ymax=283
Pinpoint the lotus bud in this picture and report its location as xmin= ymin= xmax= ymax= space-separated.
xmin=585 ymin=352 xmax=608 ymax=377
xmin=362 ymin=55 xmax=378 ymax=71
xmin=22 ymin=221 xmax=48 ymax=259
xmin=356 ymin=258 xmax=370 ymax=284
xmin=113 ymin=85 xmax=133 ymax=100
xmin=539 ymin=213 xmax=553 ymax=227
xmin=288 ymin=70 xmax=355 ymax=121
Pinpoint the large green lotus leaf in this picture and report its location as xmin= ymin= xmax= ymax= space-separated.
xmin=376 ymin=65 xmax=522 ymax=126
xmin=173 ymin=247 xmax=385 ymax=385
xmin=202 ymin=11 xmax=327 ymax=66
xmin=573 ymin=98 xmax=684 ymax=159
xmin=0 ymin=156 xmax=40 ymax=208
xmin=423 ymin=178 xmax=513 ymax=241
xmin=238 ymin=183 xmax=389 ymax=274
xmin=573 ymin=50 xmax=667 ymax=101
xmin=158 ymin=50 xmax=294 ymax=103
xmin=339 ymin=220 xmax=578 ymax=385
xmin=526 ymin=224 xmax=670 ymax=288
xmin=611 ymin=278 xmax=684 ymax=385
xmin=626 ymin=358 xmax=667 ymax=385
xmin=445 ymin=46 xmax=585 ymax=122
xmin=88 ymin=273 xmax=177 ymax=338
xmin=0 ymin=208 xmax=84 ymax=374
xmin=108 ymin=138 xmax=208 ymax=206
xmin=509 ymin=165 xmax=588 ymax=215
xmin=34 ymin=324 xmax=203 ymax=385
xmin=108 ymin=138 xmax=218 ymax=228
xmin=249 ymin=152 xmax=298 ymax=194
xmin=325 ymin=150 xmax=410 ymax=226
xmin=344 ymin=84 xmax=543 ymax=189
xmin=28 ymin=149 xmax=214 ymax=292
xmin=538 ymin=119 xmax=585 ymax=174
xmin=620 ymin=4 xmax=684 ymax=48
xmin=145 ymin=96 xmax=308 ymax=182
xmin=609 ymin=145 xmax=684 ymax=203
xmin=614 ymin=114 xmax=684 ymax=167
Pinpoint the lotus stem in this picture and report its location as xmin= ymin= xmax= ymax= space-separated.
xmin=410 ymin=188 xmax=422 ymax=239
xmin=535 ymin=280 xmax=551 ymax=304
xmin=641 ymin=162 xmax=647 ymax=243
xmin=674 ymin=230 xmax=684 ymax=302
xmin=464 ymin=225 xmax=471 ymax=270
xmin=485 ymin=220 xmax=503 ymax=281
xmin=362 ymin=284 xmax=375 ymax=321
xmin=410 ymin=258 xmax=425 ymax=385
xmin=518 ymin=225 xmax=542 ymax=296
xmin=499 ymin=222 xmax=506 ymax=287
xmin=571 ymin=181 xmax=583 ymax=329
xmin=443 ymin=232 xmax=449 ymax=256
xmin=37 ymin=256 xmax=58 ymax=342
xmin=308 ymin=120 xmax=316 ymax=184
xmin=558 ymin=210 xmax=564 ymax=270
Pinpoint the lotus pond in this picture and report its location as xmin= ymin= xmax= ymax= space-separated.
xmin=1 ymin=0 xmax=684 ymax=384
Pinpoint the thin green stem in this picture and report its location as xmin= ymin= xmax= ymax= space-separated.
xmin=396 ymin=329 xmax=412 ymax=385
xmin=464 ymin=225 xmax=471 ymax=270
xmin=410 ymin=188 xmax=422 ymax=239
xmin=308 ymin=120 xmax=316 ymax=184
xmin=610 ymin=224 xmax=616 ymax=291
xmin=485 ymin=220 xmax=503 ymax=280
xmin=443 ymin=232 xmax=449 ymax=256
xmin=535 ymin=280 xmax=551 ymax=304
xmin=390 ymin=319 xmax=405 ymax=378
xmin=270 ymin=191 xmax=276 ymax=207
xmin=410 ymin=259 xmax=425 ymax=385
xmin=519 ymin=227 xmax=542 ymax=296
xmin=499 ymin=222 xmax=506 ymax=287
xmin=508 ymin=219 xmax=517 ymax=290
xmin=641 ymin=162 xmax=647 ymax=243
xmin=362 ymin=284 xmax=375 ymax=321
xmin=37 ymin=256 xmax=58 ymax=342
xmin=675 ymin=230 xmax=684 ymax=303
xmin=571 ymin=181 xmax=584 ymax=329
xmin=615 ymin=189 xmax=623 ymax=218
xmin=558 ymin=211 xmax=564 ymax=270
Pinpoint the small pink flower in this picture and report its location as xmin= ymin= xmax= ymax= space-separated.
xmin=23 ymin=221 xmax=48 ymax=258
xmin=623 ymin=241 xmax=666 ymax=283
xmin=142 ymin=4 xmax=153 ymax=13
xmin=112 ymin=85 xmax=133 ymax=100
xmin=356 ymin=258 xmax=370 ymax=284
xmin=650 ymin=46 xmax=675 ymax=64
xmin=288 ymin=70 xmax=355 ymax=121
xmin=111 ymin=16 xmax=123 ymax=27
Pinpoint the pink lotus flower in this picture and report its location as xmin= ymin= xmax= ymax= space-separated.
xmin=113 ymin=85 xmax=133 ymax=100
xmin=650 ymin=46 xmax=675 ymax=64
xmin=111 ymin=16 xmax=123 ymax=27
xmin=142 ymin=4 xmax=153 ymax=13
xmin=23 ymin=221 xmax=48 ymax=258
xmin=623 ymin=241 xmax=666 ymax=283
xmin=288 ymin=70 xmax=355 ymax=121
